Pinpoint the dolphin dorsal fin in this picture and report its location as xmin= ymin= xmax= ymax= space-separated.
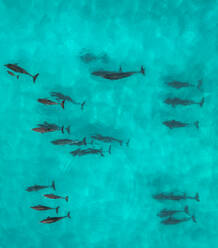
xmin=119 ymin=66 xmax=122 ymax=72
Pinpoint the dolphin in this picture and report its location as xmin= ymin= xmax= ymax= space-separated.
xmin=30 ymin=205 xmax=59 ymax=214
xmin=161 ymin=215 xmax=196 ymax=225
xmin=80 ymin=52 xmax=109 ymax=64
xmin=157 ymin=206 xmax=189 ymax=218
xmin=70 ymin=148 xmax=104 ymax=157
xmin=33 ymin=122 xmax=70 ymax=134
xmin=38 ymin=99 xmax=65 ymax=109
xmin=164 ymin=97 xmax=204 ymax=108
xmin=50 ymin=92 xmax=86 ymax=110
xmin=167 ymin=80 xmax=202 ymax=90
xmin=163 ymin=120 xmax=199 ymax=129
xmin=70 ymin=145 xmax=111 ymax=157
xmin=26 ymin=181 xmax=55 ymax=192
xmin=5 ymin=63 xmax=39 ymax=83
xmin=92 ymin=66 xmax=145 ymax=80
xmin=153 ymin=193 xmax=200 ymax=202
xmin=51 ymin=138 xmax=87 ymax=146
xmin=7 ymin=70 xmax=19 ymax=79
xmin=91 ymin=134 xmax=123 ymax=146
xmin=40 ymin=212 xmax=71 ymax=224
xmin=44 ymin=194 xmax=68 ymax=202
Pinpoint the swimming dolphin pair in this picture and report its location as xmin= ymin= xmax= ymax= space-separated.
xmin=32 ymin=122 xmax=70 ymax=134
xmin=164 ymin=97 xmax=204 ymax=108
xmin=163 ymin=120 xmax=199 ymax=129
xmin=157 ymin=206 xmax=189 ymax=218
xmin=50 ymin=92 xmax=86 ymax=110
xmin=26 ymin=181 xmax=55 ymax=192
xmin=5 ymin=64 xmax=39 ymax=83
xmin=153 ymin=193 xmax=200 ymax=202
xmin=70 ymin=145 xmax=111 ymax=157
xmin=40 ymin=212 xmax=71 ymax=224
xmin=167 ymin=80 xmax=202 ymax=90
xmin=92 ymin=66 xmax=145 ymax=80
xmin=51 ymin=137 xmax=87 ymax=146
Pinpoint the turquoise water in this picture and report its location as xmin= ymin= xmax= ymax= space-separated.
xmin=0 ymin=0 xmax=217 ymax=247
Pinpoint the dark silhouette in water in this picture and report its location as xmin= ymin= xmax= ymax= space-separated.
xmin=70 ymin=147 xmax=104 ymax=157
xmin=91 ymin=134 xmax=123 ymax=146
xmin=7 ymin=70 xmax=19 ymax=79
xmin=161 ymin=215 xmax=196 ymax=225
xmin=5 ymin=63 xmax=39 ymax=83
xmin=164 ymin=97 xmax=204 ymax=108
xmin=32 ymin=122 xmax=70 ymax=134
xmin=38 ymin=98 xmax=65 ymax=109
xmin=153 ymin=193 xmax=200 ymax=202
xmin=44 ymin=194 xmax=68 ymax=202
xmin=26 ymin=181 xmax=55 ymax=192
xmin=167 ymin=80 xmax=202 ymax=90
xmin=51 ymin=137 xmax=87 ymax=146
xmin=31 ymin=205 xmax=59 ymax=214
xmin=92 ymin=66 xmax=145 ymax=80
xmin=50 ymin=92 xmax=85 ymax=110
xmin=163 ymin=120 xmax=199 ymax=129
xmin=157 ymin=206 xmax=189 ymax=218
xmin=80 ymin=52 xmax=109 ymax=64
xmin=40 ymin=212 xmax=71 ymax=224
xmin=70 ymin=145 xmax=111 ymax=157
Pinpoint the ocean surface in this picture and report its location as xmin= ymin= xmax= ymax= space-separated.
xmin=0 ymin=0 xmax=217 ymax=247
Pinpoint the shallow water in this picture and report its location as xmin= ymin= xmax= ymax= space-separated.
xmin=0 ymin=0 xmax=217 ymax=247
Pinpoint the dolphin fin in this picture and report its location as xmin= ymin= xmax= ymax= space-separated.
xmin=81 ymin=101 xmax=86 ymax=110
xmin=67 ymin=212 xmax=71 ymax=218
xmin=192 ymin=215 xmax=197 ymax=223
xmin=140 ymin=66 xmax=145 ymax=75
xmin=60 ymin=100 xmax=65 ymax=109
xmin=199 ymin=97 xmax=204 ymax=107
xmin=65 ymin=196 xmax=69 ymax=202
xmin=184 ymin=206 xmax=189 ymax=215
xmin=197 ymin=80 xmax=202 ymax=90
xmin=83 ymin=137 xmax=87 ymax=145
xmin=51 ymin=181 xmax=56 ymax=191
xmin=56 ymin=206 xmax=60 ymax=214
xmin=33 ymin=73 xmax=39 ymax=83
xmin=195 ymin=193 xmax=200 ymax=202
xmin=119 ymin=66 xmax=122 ymax=72
xmin=108 ymin=145 xmax=111 ymax=154
xmin=194 ymin=121 xmax=199 ymax=129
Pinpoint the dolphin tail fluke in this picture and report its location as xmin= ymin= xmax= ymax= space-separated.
xmin=199 ymin=97 xmax=205 ymax=107
xmin=66 ymin=126 xmax=70 ymax=134
xmin=126 ymin=139 xmax=130 ymax=146
xmin=140 ymin=66 xmax=145 ymax=75
xmin=33 ymin=73 xmax=39 ymax=83
xmin=192 ymin=215 xmax=197 ymax=223
xmin=65 ymin=196 xmax=69 ymax=202
xmin=184 ymin=206 xmax=189 ymax=215
xmin=83 ymin=137 xmax=87 ymax=145
xmin=194 ymin=121 xmax=199 ymax=129
xmin=56 ymin=206 xmax=60 ymax=214
xmin=195 ymin=193 xmax=200 ymax=202
xmin=61 ymin=100 xmax=65 ymax=109
xmin=67 ymin=211 xmax=71 ymax=218
xmin=108 ymin=145 xmax=112 ymax=154
xmin=197 ymin=80 xmax=202 ymax=90
xmin=51 ymin=181 xmax=56 ymax=191
xmin=81 ymin=101 xmax=86 ymax=110
xmin=61 ymin=126 xmax=64 ymax=134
